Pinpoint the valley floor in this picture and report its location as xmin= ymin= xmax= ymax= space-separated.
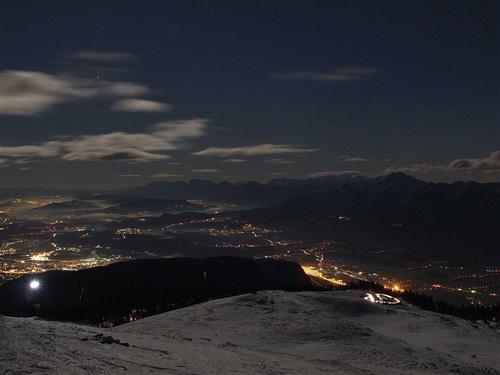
xmin=1 ymin=290 xmax=499 ymax=374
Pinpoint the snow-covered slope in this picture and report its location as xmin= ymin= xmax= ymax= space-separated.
xmin=1 ymin=291 xmax=499 ymax=374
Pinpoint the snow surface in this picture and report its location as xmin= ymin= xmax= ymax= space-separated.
xmin=1 ymin=290 xmax=499 ymax=374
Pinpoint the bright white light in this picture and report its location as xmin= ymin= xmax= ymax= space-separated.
xmin=364 ymin=292 xmax=400 ymax=305
xmin=29 ymin=279 xmax=40 ymax=290
xmin=364 ymin=292 xmax=376 ymax=302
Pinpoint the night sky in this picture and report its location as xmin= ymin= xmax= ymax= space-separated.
xmin=1 ymin=0 xmax=498 ymax=189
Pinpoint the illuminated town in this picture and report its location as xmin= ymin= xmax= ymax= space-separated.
xmin=1 ymin=196 xmax=498 ymax=306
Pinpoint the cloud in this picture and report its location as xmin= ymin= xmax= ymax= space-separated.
xmin=12 ymin=159 xmax=32 ymax=165
xmin=309 ymin=170 xmax=361 ymax=178
xmin=266 ymin=158 xmax=293 ymax=164
xmin=0 ymin=158 xmax=30 ymax=168
xmin=0 ymin=70 xmax=81 ymax=116
xmin=271 ymin=68 xmax=377 ymax=82
xmin=448 ymin=151 xmax=500 ymax=171
xmin=337 ymin=155 xmax=374 ymax=162
xmin=225 ymin=158 xmax=247 ymax=163
xmin=384 ymin=164 xmax=444 ymax=174
xmin=193 ymin=144 xmax=319 ymax=157
xmin=68 ymin=50 xmax=137 ymax=63
xmin=111 ymin=99 xmax=171 ymax=112
xmin=61 ymin=130 xmax=174 ymax=162
xmin=150 ymin=173 xmax=180 ymax=178
xmin=0 ymin=142 xmax=62 ymax=158
xmin=0 ymin=70 xmax=150 ymax=116
xmin=116 ymin=174 xmax=143 ymax=178
xmin=63 ymin=119 xmax=208 ymax=162
xmin=64 ymin=146 xmax=170 ymax=162
xmin=98 ymin=81 xmax=149 ymax=96
xmin=0 ymin=119 xmax=208 ymax=162
xmin=192 ymin=169 xmax=218 ymax=173
xmin=384 ymin=151 xmax=500 ymax=175
xmin=154 ymin=119 xmax=207 ymax=142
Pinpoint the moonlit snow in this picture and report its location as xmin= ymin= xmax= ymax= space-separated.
xmin=1 ymin=290 xmax=499 ymax=374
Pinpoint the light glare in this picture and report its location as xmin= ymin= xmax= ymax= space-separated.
xmin=29 ymin=279 xmax=40 ymax=290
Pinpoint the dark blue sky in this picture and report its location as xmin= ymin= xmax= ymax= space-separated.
xmin=1 ymin=0 xmax=498 ymax=188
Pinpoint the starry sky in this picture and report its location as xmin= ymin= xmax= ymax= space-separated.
xmin=1 ymin=0 xmax=499 ymax=189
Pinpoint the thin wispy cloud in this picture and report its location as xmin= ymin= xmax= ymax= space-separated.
xmin=116 ymin=174 xmax=143 ymax=178
xmin=111 ymin=99 xmax=171 ymax=112
xmin=193 ymin=144 xmax=319 ymax=157
xmin=0 ymin=142 xmax=61 ymax=158
xmin=68 ymin=50 xmax=137 ymax=63
xmin=150 ymin=173 xmax=180 ymax=178
xmin=271 ymin=68 xmax=377 ymax=82
xmin=309 ymin=170 xmax=361 ymax=178
xmin=192 ymin=168 xmax=218 ymax=173
xmin=384 ymin=151 xmax=500 ymax=175
xmin=384 ymin=164 xmax=445 ymax=174
xmin=0 ymin=119 xmax=208 ymax=162
xmin=225 ymin=158 xmax=247 ymax=163
xmin=449 ymin=151 xmax=500 ymax=171
xmin=266 ymin=158 xmax=293 ymax=164
xmin=0 ymin=159 xmax=32 ymax=168
xmin=337 ymin=155 xmax=374 ymax=162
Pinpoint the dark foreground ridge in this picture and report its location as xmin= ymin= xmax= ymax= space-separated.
xmin=0 ymin=257 xmax=313 ymax=325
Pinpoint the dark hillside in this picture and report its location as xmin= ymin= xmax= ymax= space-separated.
xmin=0 ymin=257 xmax=313 ymax=324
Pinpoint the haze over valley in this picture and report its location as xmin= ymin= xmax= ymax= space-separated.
xmin=2 ymin=174 xmax=498 ymax=306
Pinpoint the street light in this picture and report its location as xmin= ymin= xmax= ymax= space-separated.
xmin=29 ymin=279 xmax=40 ymax=290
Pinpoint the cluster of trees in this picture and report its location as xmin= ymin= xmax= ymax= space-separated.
xmin=339 ymin=280 xmax=500 ymax=323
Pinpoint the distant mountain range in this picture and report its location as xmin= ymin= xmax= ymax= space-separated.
xmin=4 ymin=173 xmax=499 ymax=263
xmin=128 ymin=174 xmax=500 ymax=263
xmin=124 ymin=173 xmax=500 ymax=207
xmin=244 ymin=172 xmax=500 ymax=222
xmin=238 ymin=173 xmax=500 ymax=264
xmin=3 ymin=173 xmax=499 ymax=207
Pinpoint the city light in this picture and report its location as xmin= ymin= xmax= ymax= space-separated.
xmin=301 ymin=265 xmax=346 ymax=286
xmin=391 ymin=284 xmax=403 ymax=292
